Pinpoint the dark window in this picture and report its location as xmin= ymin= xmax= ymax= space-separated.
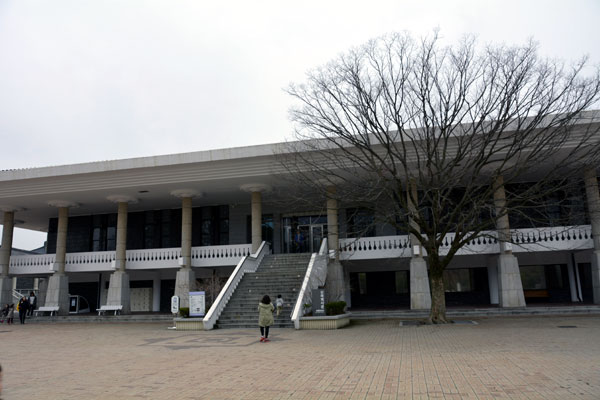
xmin=246 ymin=214 xmax=274 ymax=244
xmin=346 ymin=208 xmax=376 ymax=238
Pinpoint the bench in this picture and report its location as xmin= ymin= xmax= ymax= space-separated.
xmin=33 ymin=306 xmax=59 ymax=316
xmin=96 ymin=305 xmax=123 ymax=316
xmin=524 ymin=290 xmax=549 ymax=298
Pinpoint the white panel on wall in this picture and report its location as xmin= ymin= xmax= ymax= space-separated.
xmin=130 ymin=288 xmax=153 ymax=312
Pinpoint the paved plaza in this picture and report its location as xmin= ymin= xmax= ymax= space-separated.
xmin=1 ymin=315 xmax=599 ymax=399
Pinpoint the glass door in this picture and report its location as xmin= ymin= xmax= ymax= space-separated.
xmin=311 ymin=225 xmax=323 ymax=253
xmin=282 ymin=216 xmax=328 ymax=253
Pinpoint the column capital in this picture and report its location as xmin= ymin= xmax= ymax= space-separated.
xmin=47 ymin=200 xmax=79 ymax=208
xmin=170 ymin=189 xmax=202 ymax=199
xmin=106 ymin=195 xmax=139 ymax=204
xmin=0 ymin=205 xmax=25 ymax=213
xmin=240 ymin=183 xmax=272 ymax=193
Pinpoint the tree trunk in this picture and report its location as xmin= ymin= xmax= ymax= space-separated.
xmin=428 ymin=266 xmax=448 ymax=324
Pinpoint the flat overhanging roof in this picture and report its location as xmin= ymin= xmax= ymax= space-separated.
xmin=1 ymin=111 xmax=599 ymax=231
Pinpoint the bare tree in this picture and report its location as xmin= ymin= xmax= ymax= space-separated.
xmin=282 ymin=32 xmax=600 ymax=323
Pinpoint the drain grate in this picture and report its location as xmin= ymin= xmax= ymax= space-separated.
xmin=557 ymin=325 xmax=577 ymax=328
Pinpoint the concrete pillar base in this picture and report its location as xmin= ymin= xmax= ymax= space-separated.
xmin=106 ymin=271 xmax=131 ymax=314
xmin=45 ymin=274 xmax=70 ymax=316
xmin=410 ymin=257 xmax=431 ymax=310
xmin=175 ymin=268 xmax=197 ymax=309
xmin=592 ymin=250 xmax=600 ymax=304
xmin=487 ymin=263 xmax=499 ymax=305
xmin=497 ymin=253 xmax=526 ymax=307
xmin=37 ymin=278 xmax=48 ymax=308
xmin=0 ymin=277 xmax=13 ymax=306
xmin=325 ymin=260 xmax=345 ymax=303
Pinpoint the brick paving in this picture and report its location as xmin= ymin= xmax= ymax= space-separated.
xmin=1 ymin=315 xmax=599 ymax=399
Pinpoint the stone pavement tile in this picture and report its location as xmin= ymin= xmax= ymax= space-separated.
xmin=1 ymin=315 xmax=600 ymax=399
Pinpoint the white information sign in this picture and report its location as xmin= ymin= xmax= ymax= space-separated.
xmin=189 ymin=291 xmax=206 ymax=317
xmin=171 ymin=296 xmax=179 ymax=314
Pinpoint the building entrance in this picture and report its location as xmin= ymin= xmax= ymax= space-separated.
xmin=283 ymin=216 xmax=327 ymax=253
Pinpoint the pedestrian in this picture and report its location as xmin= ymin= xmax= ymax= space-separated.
xmin=18 ymin=297 xmax=29 ymax=324
xmin=275 ymin=294 xmax=284 ymax=316
xmin=0 ymin=304 xmax=8 ymax=323
xmin=258 ymin=294 xmax=274 ymax=342
xmin=28 ymin=291 xmax=37 ymax=316
xmin=7 ymin=304 xmax=14 ymax=324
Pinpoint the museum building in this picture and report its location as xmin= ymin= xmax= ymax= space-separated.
xmin=0 ymin=118 xmax=599 ymax=325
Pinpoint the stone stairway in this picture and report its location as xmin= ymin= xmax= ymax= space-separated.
xmin=215 ymin=253 xmax=312 ymax=329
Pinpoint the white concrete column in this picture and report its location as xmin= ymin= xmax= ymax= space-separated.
xmin=251 ymin=192 xmax=262 ymax=253
xmin=55 ymin=206 xmax=69 ymax=275
xmin=407 ymin=181 xmax=431 ymax=310
xmin=326 ymin=186 xmax=339 ymax=257
xmin=584 ymin=168 xmax=600 ymax=304
xmin=487 ymin=262 xmax=499 ymax=305
xmin=0 ymin=208 xmax=18 ymax=305
xmin=45 ymin=200 xmax=78 ymax=315
xmin=240 ymin=184 xmax=271 ymax=254
xmin=171 ymin=189 xmax=201 ymax=309
xmin=325 ymin=185 xmax=345 ymax=302
xmin=181 ymin=197 xmax=193 ymax=268
xmin=115 ymin=201 xmax=129 ymax=271
xmin=105 ymin=195 xmax=137 ymax=314
xmin=493 ymin=176 xmax=526 ymax=308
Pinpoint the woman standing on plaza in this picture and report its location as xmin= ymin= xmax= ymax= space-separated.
xmin=18 ymin=297 xmax=29 ymax=324
xmin=258 ymin=295 xmax=274 ymax=342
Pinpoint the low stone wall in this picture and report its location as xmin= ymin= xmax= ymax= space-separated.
xmin=174 ymin=317 xmax=204 ymax=331
xmin=299 ymin=313 xmax=351 ymax=330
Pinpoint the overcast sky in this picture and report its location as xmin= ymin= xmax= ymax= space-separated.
xmin=1 ymin=0 xmax=599 ymax=250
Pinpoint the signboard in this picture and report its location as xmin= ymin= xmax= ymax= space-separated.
xmin=189 ymin=291 xmax=206 ymax=317
xmin=312 ymin=288 xmax=326 ymax=316
xmin=170 ymin=296 xmax=179 ymax=314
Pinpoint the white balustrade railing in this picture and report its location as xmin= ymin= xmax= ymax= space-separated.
xmin=10 ymin=243 xmax=252 ymax=274
xmin=509 ymin=225 xmax=593 ymax=253
xmin=8 ymin=225 xmax=594 ymax=274
xmin=202 ymin=241 xmax=270 ymax=330
xmin=291 ymin=238 xmax=329 ymax=329
xmin=64 ymin=250 xmax=116 ymax=272
xmin=339 ymin=225 xmax=593 ymax=260
xmin=339 ymin=235 xmax=411 ymax=260
xmin=9 ymin=254 xmax=56 ymax=274
xmin=191 ymin=244 xmax=252 ymax=267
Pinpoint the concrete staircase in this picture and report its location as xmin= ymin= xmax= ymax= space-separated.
xmin=215 ymin=253 xmax=312 ymax=329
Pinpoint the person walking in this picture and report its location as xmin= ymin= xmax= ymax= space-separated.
xmin=28 ymin=291 xmax=37 ymax=316
xmin=7 ymin=304 xmax=14 ymax=324
xmin=275 ymin=294 xmax=284 ymax=316
xmin=0 ymin=304 xmax=8 ymax=323
xmin=18 ymin=297 xmax=29 ymax=324
xmin=258 ymin=295 xmax=274 ymax=342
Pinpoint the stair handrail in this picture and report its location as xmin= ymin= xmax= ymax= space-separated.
xmin=12 ymin=289 xmax=24 ymax=302
xmin=202 ymin=241 xmax=270 ymax=330
xmin=291 ymin=238 xmax=329 ymax=329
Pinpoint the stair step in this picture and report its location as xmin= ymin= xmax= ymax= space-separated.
xmin=215 ymin=253 xmax=310 ymax=329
